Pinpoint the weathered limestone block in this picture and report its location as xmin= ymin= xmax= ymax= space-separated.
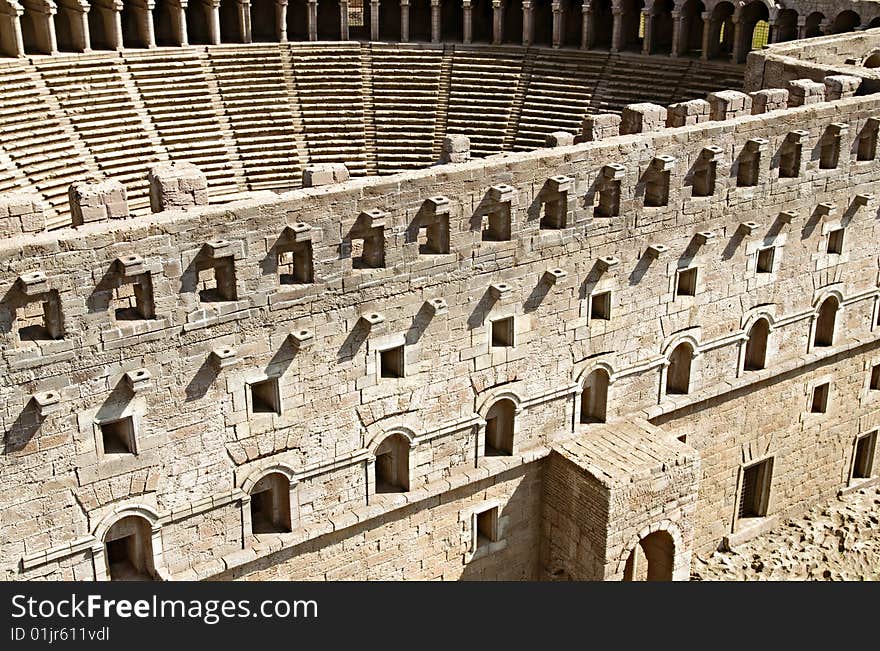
xmin=787 ymin=79 xmax=825 ymax=107
xmin=545 ymin=131 xmax=574 ymax=147
xmin=666 ymin=99 xmax=710 ymax=127
xmin=707 ymin=90 xmax=752 ymax=120
xmin=148 ymin=162 xmax=209 ymax=213
xmin=69 ymin=179 xmax=129 ymax=226
xmin=302 ymin=163 xmax=350 ymax=188
xmin=750 ymin=88 xmax=789 ymax=114
xmin=620 ymin=103 xmax=668 ymax=134
xmin=580 ymin=114 xmax=621 ymax=141
xmin=823 ymin=75 xmax=861 ymax=101
xmin=440 ymin=135 xmax=470 ymax=164
xmin=0 ymin=193 xmax=45 ymax=236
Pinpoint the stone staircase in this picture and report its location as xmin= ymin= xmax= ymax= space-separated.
xmin=675 ymin=60 xmax=746 ymax=100
xmin=369 ymin=43 xmax=443 ymax=174
xmin=431 ymin=45 xmax=454 ymax=160
xmin=206 ymin=45 xmax=304 ymax=191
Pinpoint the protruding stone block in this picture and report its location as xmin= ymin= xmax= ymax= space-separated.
xmin=115 ymin=254 xmax=146 ymax=277
xmin=581 ymin=114 xmax=621 ymax=141
xmin=149 ymin=162 xmax=209 ymax=213
xmin=707 ymin=90 xmax=753 ymax=120
xmin=739 ymin=221 xmax=760 ymax=235
xmin=596 ymin=255 xmax=620 ymax=271
xmin=651 ymin=155 xmax=676 ymax=172
xmin=283 ymin=222 xmax=313 ymax=242
xmin=425 ymin=195 xmax=451 ymax=215
xmin=488 ymin=184 xmax=516 ymax=203
xmin=545 ymin=131 xmax=574 ymax=147
xmin=787 ymin=79 xmax=825 ymax=107
xmin=210 ymin=346 xmax=238 ymax=370
xmin=666 ymin=99 xmax=710 ymax=127
xmin=124 ymin=369 xmax=152 ymax=393
xmin=824 ymin=75 xmax=861 ymax=101
xmin=302 ymin=163 xmax=350 ymax=188
xmin=601 ymin=163 xmax=627 ymax=180
xmin=543 ymin=268 xmax=567 ymax=284
xmin=32 ymin=390 xmax=61 ymax=417
xmin=204 ymin=239 xmax=234 ymax=258
xmin=0 ymin=193 xmax=45 ymax=236
xmin=787 ymin=129 xmax=810 ymax=144
xmin=359 ymin=208 xmax=387 ymax=229
xmin=17 ymin=271 xmax=48 ymax=296
xmin=750 ymin=88 xmax=789 ymax=114
xmin=440 ymin=135 xmax=470 ymax=164
xmin=489 ymin=282 xmax=513 ymax=300
xmin=815 ymin=202 xmax=836 ymax=217
xmin=425 ymin=298 xmax=448 ymax=315
xmin=360 ymin=312 xmax=385 ymax=327
xmin=69 ymin=179 xmax=128 ymax=226
xmin=289 ymin=328 xmax=314 ymax=349
xmin=645 ymin=244 xmax=669 ymax=258
xmin=701 ymin=145 xmax=724 ymax=161
xmin=620 ymin=103 xmax=668 ymax=134
xmin=777 ymin=210 xmax=797 ymax=224
xmin=547 ymin=175 xmax=573 ymax=193
xmin=854 ymin=193 xmax=874 ymax=207
xmin=693 ymin=230 xmax=716 ymax=245
xmin=745 ymin=137 xmax=769 ymax=153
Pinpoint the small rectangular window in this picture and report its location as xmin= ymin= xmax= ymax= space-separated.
xmin=756 ymin=247 xmax=775 ymax=274
xmin=676 ymin=267 xmax=698 ymax=297
xmin=827 ymin=228 xmax=844 ymax=254
xmin=590 ymin=291 xmax=611 ymax=320
xmin=379 ymin=345 xmax=405 ymax=379
xmin=100 ymin=416 xmax=136 ymax=456
xmin=811 ymin=382 xmax=830 ymax=413
xmin=278 ymin=241 xmax=314 ymax=284
xmin=871 ymin=365 xmax=880 ymax=391
xmin=491 ymin=317 xmax=515 ymax=348
xmin=739 ymin=458 xmax=773 ymax=519
xmin=853 ymin=432 xmax=877 ymax=479
xmin=475 ymin=506 xmax=499 ymax=549
xmin=250 ymin=378 xmax=281 ymax=415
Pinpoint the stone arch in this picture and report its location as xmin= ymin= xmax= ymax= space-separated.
xmin=803 ymin=10 xmax=822 ymax=38
xmin=373 ymin=431 xmax=412 ymax=492
xmin=240 ymin=462 xmax=298 ymax=535
xmin=663 ymin=336 xmax=697 ymax=395
xmin=532 ymin=0 xmax=552 ymax=45
xmin=0 ymin=0 xmax=24 ymax=57
xmin=153 ymin=0 xmax=182 ymax=45
xmin=471 ymin=0 xmax=493 ymax=42
xmin=185 ymin=0 xmax=213 ymax=44
xmin=240 ymin=460 xmax=297 ymax=494
xmin=865 ymin=49 xmax=880 ymax=68
xmin=774 ymin=6 xmax=796 ymax=42
xmin=121 ymin=0 xmax=155 ymax=47
xmin=53 ymin=0 xmax=85 ymax=51
xmin=20 ymin=0 xmax=56 ymax=54
xmin=379 ymin=0 xmax=401 ymax=40
xmin=618 ymin=0 xmax=644 ymax=51
xmin=408 ymin=0 xmax=431 ymax=41
xmin=92 ymin=504 xmax=163 ymax=581
xmin=286 ymin=0 xmax=309 ymax=40
xmin=736 ymin=0 xmax=767 ymax=62
xmin=440 ymin=0 xmax=462 ymax=41
xmin=218 ymin=0 xmax=243 ymax=41
xmin=706 ymin=0 xmax=733 ymax=59
xmin=578 ymin=366 xmax=610 ymax=423
xmin=813 ymin=293 xmax=841 ymax=348
xmin=619 ymin=521 xmax=684 ymax=580
xmin=502 ymin=0 xmax=522 ymax=44
xmin=869 ymin=16 xmax=880 ymax=29
xmin=832 ymin=9 xmax=859 ymax=34
xmin=479 ymin=393 xmax=521 ymax=456
xmin=744 ymin=316 xmax=770 ymax=371
xmin=679 ymin=0 xmax=704 ymax=55
xmin=591 ymin=0 xmax=612 ymax=48
xmin=648 ymin=0 xmax=673 ymax=54
xmin=250 ymin=0 xmax=277 ymax=41
xmin=562 ymin=0 xmax=583 ymax=47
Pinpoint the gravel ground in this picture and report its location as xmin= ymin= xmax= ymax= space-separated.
xmin=691 ymin=485 xmax=880 ymax=581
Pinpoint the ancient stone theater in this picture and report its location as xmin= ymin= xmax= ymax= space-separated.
xmin=1 ymin=0 xmax=879 ymax=582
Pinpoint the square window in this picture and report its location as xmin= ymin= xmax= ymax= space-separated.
xmin=853 ymin=432 xmax=877 ymax=479
xmin=810 ymin=382 xmax=830 ymax=413
xmin=250 ymin=378 xmax=281 ymax=415
xmin=871 ymin=365 xmax=880 ymax=391
xmin=827 ymin=228 xmax=844 ymax=255
xmin=100 ymin=416 xmax=136 ymax=456
xmin=590 ymin=291 xmax=611 ymax=321
xmin=277 ymin=241 xmax=313 ymax=285
xmin=756 ymin=247 xmax=775 ymax=274
xmin=475 ymin=506 xmax=499 ymax=549
xmin=379 ymin=345 xmax=405 ymax=379
xmin=491 ymin=317 xmax=515 ymax=348
xmin=676 ymin=267 xmax=698 ymax=297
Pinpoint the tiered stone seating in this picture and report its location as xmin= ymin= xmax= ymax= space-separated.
xmin=369 ymin=44 xmax=443 ymax=173
xmin=591 ymin=53 xmax=693 ymax=114
xmin=676 ymin=60 xmax=746 ymax=101
xmin=446 ymin=47 xmax=525 ymax=157
xmin=512 ymin=50 xmax=609 ymax=150
xmin=206 ymin=46 xmax=305 ymax=191
xmin=34 ymin=54 xmax=166 ymax=211
xmin=288 ymin=42 xmax=369 ymax=177
xmin=125 ymin=49 xmax=245 ymax=198
xmin=0 ymin=62 xmax=94 ymax=221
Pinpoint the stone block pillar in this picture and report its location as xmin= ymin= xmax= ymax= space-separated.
xmin=824 ymin=75 xmax=861 ymax=101
xmin=401 ymin=0 xmax=410 ymax=41
xmin=69 ymin=179 xmax=129 ymax=225
xmin=522 ymin=0 xmax=533 ymax=46
xmin=463 ymin=0 xmax=472 ymax=43
xmin=670 ymin=9 xmax=681 ymax=56
xmin=440 ymin=135 xmax=470 ymax=163
xmin=620 ymin=103 xmax=668 ymax=134
xmin=277 ymin=0 xmax=288 ymax=41
xmin=370 ymin=0 xmax=379 ymax=39
xmin=0 ymin=193 xmax=45 ymax=235
xmin=302 ymin=163 xmax=350 ymax=187
xmin=148 ymin=162 xmax=209 ymax=212
xmin=492 ymin=0 xmax=502 ymax=45
xmin=430 ymin=0 xmax=440 ymax=42
xmin=610 ymin=5 xmax=622 ymax=52
xmin=580 ymin=113 xmax=621 ymax=141
xmin=56 ymin=0 xmax=91 ymax=51
xmin=551 ymin=0 xmax=561 ymax=48
xmin=641 ymin=8 xmax=652 ymax=55
xmin=700 ymin=10 xmax=710 ymax=60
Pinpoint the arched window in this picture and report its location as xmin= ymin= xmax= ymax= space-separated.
xmin=374 ymin=433 xmax=410 ymax=493
xmin=562 ymin=0 xmax=584 ymax=48
xmin=678 ymin=0 xmax=704 ymax=56
xmin=249 ymin=472 xmax=292 ymax=533
xmin=471 ymin=0 xmax=493 ymax=42
xmin=219 ymin=0 xmax=244 ymax=42
xmin=814 ymin=297 xmax=838 ymax=347
xmin=774 ymin=8 xmax=798 ymax=43
xmin=707 ymin=1 xmax=734 ymax=60
xmin=738 ymin=0 xmax=768 ymax=62
xmin=103 ymin=515 xmax=156 ymax=581
xmin=623 ymin=530 xmax=674 ymax=581
xmin=484 ymin=398 xmax=516 ymax=456
xmin=580 ymin=368 xmax=609 ymax=424
xmin=649 ymin=0 xmax=674 ymax=54
xmin=832 ymin=10 xmax=860 ymax=34
xmin=744 ymin=318 xmax=770 ymax=371
xmin=154 ymin=0 xmax=182 ymax=46
xmin=666 ymin=342 xmax=693 ymax=395
xmin=409 ymin=0 xmax=432 ymax=42
xmin=804 ymin=12 xmax=823 ymax=38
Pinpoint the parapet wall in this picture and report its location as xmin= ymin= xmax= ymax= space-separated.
xmin=3 ymin=68 xmax=880 ymax=580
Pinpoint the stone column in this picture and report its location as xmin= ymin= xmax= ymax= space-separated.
xmin=640 ymin=8 xmax=651 ymax=54
xmin=370 ymin=0 xmax=379 ymax=39
xmin=796 ymin=15 xmax=805 ymax=40
xmin=55 ymin=0 xmax=91 ymax=51
xmin=401 ymin=0 xmax=410 ymax=41
xmin=582 ymin=0 xmax=591 ymax=49
xmin=522 ymin=0 xmax=533 ymax=46
xmin=238 ymin=0 xmax=251 ymax=42
xmin=21 ymin=0 xmax=58 ymax=53
xmin=700 ymin=10 xmax=710 ymax=60
xmin=551 ymin=0 xmax=561 ymax=47
xmin=176 ymin=0 xmax=188 ymax=45
xmin=819 ymin=17 xmax=831 ymax=35
xmin=730 ymin=16 xmax=743 ymax=63
xmin=492 ymin=0 xmax=502 ymax=45
xmin=430 ymin=0 xmax=440 ymax=42
xmin=143 ymin=0 xmax=157 ymax=47
xmin=340 ymin=0 xmax=349 ymax=39
xmin=463 ymin=0 xmax=472 ymax=43
xmin=277 ymin=0 xmax=288 ymax=41
xmin=1 ymin=3 xmax=26 ymax=56
xmin=308 ymin=0 xmax=317 ymax=39
xmin=670 ymin=9 xmax=681 ymax=56
xmin=208 ymin=0 xmax=221 ymax=44
xmin=610 ymin=4 xmax=622 ymax=52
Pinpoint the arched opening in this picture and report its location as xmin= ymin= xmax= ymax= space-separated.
xmin=619 ymin=0 xmax=643 ymax=51
xmin=374 ymin=433 xmax=410 ymax=493
xmin=471 ymin=0 xmax=493 ymax=42
xmin=562 ymin=0 xmax=582 ymax=48
xmin=532 ymin=0 xmax=552 ymax=45
xmin=832 ymin=10 xmax=860 ymax=34
xmin=502 ymin=0 xmax=522 ymax=44
xmin=580 ymin=368 xmax=609 ymax=424
xmin=623 ymin=530 xmax=674 ymax=581
xmin=249 ymin=472 xmax=292 ymax=533
xmin=53 ymin=5 xmax=80 ymax=52
xmin=153 ymin=0 xmax=180 ymax=45
xmin=591 ymin=0 xmax=612 ymax=48
xmin=409 ymin=0 xmax=431 ymax=41
xmin=121 ymin=0 xmax=152 ymax=47
xmin=814 ymin=297 xmax=838 ymax=347
xmin=103 ymin=515 xmax=156 ymax=581
xmin=441 ymin=0 xmax=463 ymax=41
xmin=649 ymin=0 xmax=673 ymax=54
xmin=0 ymin=1 xmax=21 ymax=56
xmin=678 ymin=0 xmax=704 ymax=55
xmin=865 ymin=51 xmax=880 ymax=68
xmin=666 ymin=342 xmax=693 ymax=395
xmin=736 ymin=0 xmax=767 ymax=62
xmin=744 ymin=318 xmax=770 ymax=371
xmin=870 ymin=16 xmax=880 ymax=29
xmin=707 ymin=1 xmax=733 ymax=60
xmin=484 ymin=398 xmax=515 ymax=456
xmin=219 ymin=0 xmax=243 ymax=42
xmin=287 ymin=0 xmax=309 ymax=40
xmin=378 ymin=0 xmax=400 ymax=40
xmin=774 ymin=8 xmax=797 ymax=42
xmin=804 ymin=11 xmax=823 ymax=38
xmin=20 ymin=4 xmax=52 ymax=53
xmin=250 ymin=0 xmax=277 ymax=41
xmin=348 ymin=0 xmax=371 ymax=40
xmin=185 ymin=0 xmax=213 ymax=44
